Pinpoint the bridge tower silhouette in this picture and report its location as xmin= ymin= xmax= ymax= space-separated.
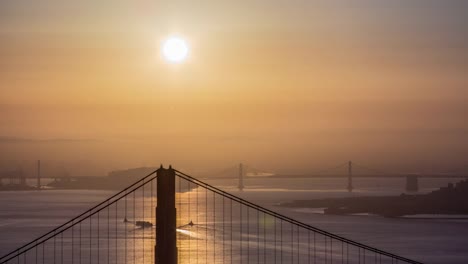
xmin=0 ymin=165 xmax=422 ymax=264
xmin=347 ymin=161 xmax=353 ymax=192
xmin=238 ymin=163 xmax=244 ymax=191
xmin=37 ymin=160 xmax=41 ymax=189
xmin=155 ymin=166 xmax=177 ymax=264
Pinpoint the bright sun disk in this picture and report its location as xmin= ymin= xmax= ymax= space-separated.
xmin=162 ymin=37 xmax=189 ymax=63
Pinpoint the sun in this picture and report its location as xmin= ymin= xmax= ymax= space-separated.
xmin=162 ymin=37 xmax=189 ymax=63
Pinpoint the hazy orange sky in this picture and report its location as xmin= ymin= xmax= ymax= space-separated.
xmin=1 ymin=1 xmax=467 ymax=175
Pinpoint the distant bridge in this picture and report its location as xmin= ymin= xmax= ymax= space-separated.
xmin=2 ymin=160 xmax=467 ymax=192
xmin=0 ymin=165 xmax=422 ymax=264
xmin=265 ymin=174 xmax=468 ymax=179
xmin=228 ymin=162 xmax=468 ymax=192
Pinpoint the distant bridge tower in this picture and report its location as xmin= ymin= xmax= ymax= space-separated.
xmin=405 ymin=175 xmax=419 ymax=192
xmin=19 ymin=167 xmax=26 ymax=186
xmin=37 ymin=160 xmax=41 ymax=189
xmin=238 ymin=163 xmax=244 ymax=191
xmin=347 ymin=161 xmax=353 ymax=192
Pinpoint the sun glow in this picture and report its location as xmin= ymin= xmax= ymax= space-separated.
xmin=162 ymin=37 xmax=189 ymax=63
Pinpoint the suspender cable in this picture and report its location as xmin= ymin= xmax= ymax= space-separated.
xmin=133 ymin=191 xmax=135 ymax=264
xmin=97 ymin=211 xmax=100 ymax=263
xmin=71 ymin=222 xmax=74 ymax=264
xmin=291 ymin=221 xmax=294 ymax=263
xmin=115 ymin=202 xmax=117 ymax=264
xmin=124 ymin=191 xmax=127 ymax=263
xmin=188 ymin=180 xmax=191 ymax=263
xmin=142 ymin=182 xmax=145 ymax=264
xmin=247 ymin=205 xmax=249 ymax=263
xmin=107 ymin=202 xmax=109 ymax=264
xmin=213 ymin=190 xmax=215 ymax=262
xmin=280 ymin=219 xmax=283 ymax=262
xmin=60 ymin=232 xmax=63 ymax=264
xmin=230 ymin=197 xmax=233 ymax=263
xmin=177 ymin=176 xmax=181 ymax=260
xmin=240 ymin=200 xmax=242 ymax=263
xmin=257 ymin=209 xmax=260 ymax=262
xmin=205 ymin=187 xmax=208 ymax=262
xmin=223 ymin=194 xmax=225 ymax=263
xmin=274 ymin=218 xmax=277 ymax=264
xmin=263 ymin=213 xmax=266 ymax=263
xmin=196 ymin=183 xmax=199 ymax=264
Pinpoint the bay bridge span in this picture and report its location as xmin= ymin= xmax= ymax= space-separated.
xmin=1 ymin=160 xmax=467 ymax=193
xmin=229 ymin=162 xmax=468 ymax=193
xmin=0 ymin=165 xmax=423 ymax=263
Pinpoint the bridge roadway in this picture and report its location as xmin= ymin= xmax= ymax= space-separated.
xmin=266 ymin=174 xmax=468 ymax=179
xmin=2 ymin=174 xmax=467 ymax=179
xmin=201 ymin=174 xmax=468 ymax=179
xmin=1 ymin=173 xmax=466 ymax=193
xmin=2 ymin=173 xmax=467 ymax=183
xmin=0 ymin=175 xmax=103 ymax=180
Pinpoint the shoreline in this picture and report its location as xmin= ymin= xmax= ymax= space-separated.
xmin=288 ymin=206 xmax=468 ymax=219
xmin=279 ymin=180 xmax=468 ymax=217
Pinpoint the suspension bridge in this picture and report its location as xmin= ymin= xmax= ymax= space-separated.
xmin=0 ymin=165 xmax=424 ymax=264
xmin=219 ymin=162 xmax=468 ymax=193
xmin=2 ymin=161 xmax=466 ymax=193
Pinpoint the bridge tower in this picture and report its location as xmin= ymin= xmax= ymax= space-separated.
xmin=37 ymin=160 xmax=41 ymax=189
xmin=155 ymin=165 xmax=177 ymax=264
xmin=347 ymin=161 xmax=353 ymax=192
xmin=238 ymin=163 xmax=244 ymax=191
xmin=406 ymin=175 xmax=419 ymax=192
xmin=19 ymin=167 xmax=26 ymax=186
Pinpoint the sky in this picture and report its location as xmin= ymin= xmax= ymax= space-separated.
xmin=0 ymin=1 xmax=467 ymax=175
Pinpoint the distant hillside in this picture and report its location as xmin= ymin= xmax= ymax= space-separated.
xmin=280 ymin=179 xmax=468 ymax=217
xmin=108 ymin=167 xmax=157 ymax=178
